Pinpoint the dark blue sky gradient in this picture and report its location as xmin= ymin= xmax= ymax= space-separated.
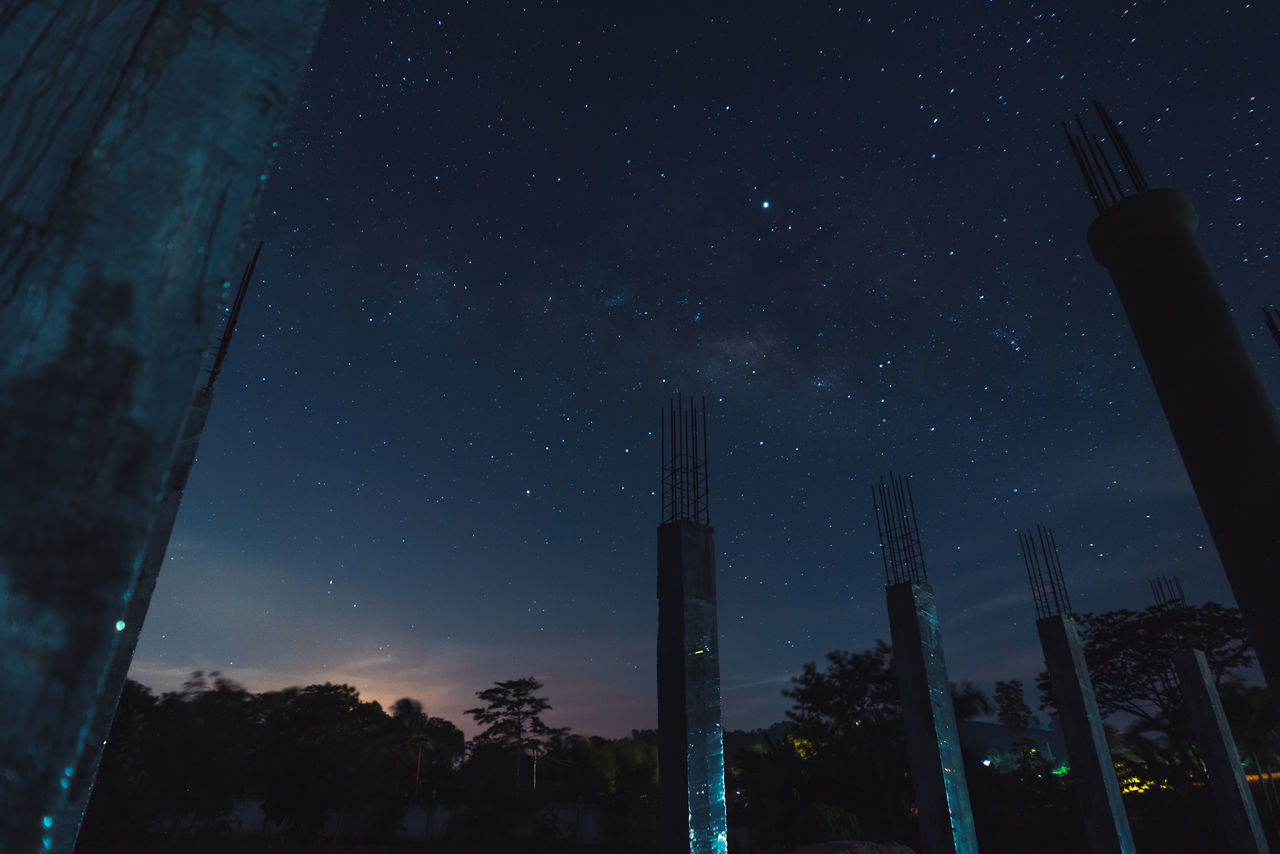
xmin=131 ymin=1 xmax=1279 ymax=737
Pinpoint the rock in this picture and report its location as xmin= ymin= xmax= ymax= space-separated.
xmin=789 ymin=842 xmax=917 ymax=854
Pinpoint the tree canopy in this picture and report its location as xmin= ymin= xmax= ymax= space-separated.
xmin=994 ymin=679 xmax=1031 ymax=739
xmin=466 ymin=676 xmax=566 ymax=751
xmin=81 ymin=675 xmax=465 ymax=846
xmin=465 ymin=677 xmax=567 ymax=793
xmin=1036 ymin=602 xmax=1254 ymax=733
xmin=783 ymin=642 xmax=899 ymax=745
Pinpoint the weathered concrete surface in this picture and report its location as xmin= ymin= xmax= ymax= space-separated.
xmin=657 ymin=520 xmax=728 ymax=854
xmin=886 ymin=581 xmax=977 ymax=854
xmin=1173 ymin=649 xmax=1270 ymax=854
xmin=52 ymin=389 xmax=215 ymax=851
xmin=1037 ymin=614 xmax=1135 ymax=854
xmin=1087 ymin=189 xmax=1280 ymax=706
xmin=0 ymin=3 xmax=326 ymax=851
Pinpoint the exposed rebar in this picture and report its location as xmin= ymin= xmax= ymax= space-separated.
xmin=1095 ymin=101 xmax=1149 ymax=193
xmin=1062 ymin=102 xmax=1149 ymax=214
xmin=1020 ymin=524 xmax=1073 ymax=620
xmin=873 ymin=473 xmax=927 ymax=586
xmin=1264 ymin=307 xmax=1280 ymax=351
xmin=205 ymin=241 xmax=262 ymax=391
xmin=660 ymin=395 xmax=710 ymax=525
xmin=1149 ymin=574 xmax=1186 ymax=610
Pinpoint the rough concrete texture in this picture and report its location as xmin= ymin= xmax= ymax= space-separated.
xmin=0 ymin=3 xmax=327 ymax=851
xmin=53 ymin=390 xmax=214 ymax=851
xmin=657 ymin=519 xmax=728 ymax=854
xmin=1037 ymin=615 xmax=1135 ymax=854
xmin=1173 ymin=649 xmax=1270 ymax=854
xmin=886 ymin=581 xmax=978 ymax=854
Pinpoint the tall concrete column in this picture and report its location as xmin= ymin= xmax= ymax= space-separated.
xmin=53 ymin=389 xmax=214 ymax=851
xmin=874 ymin=475 xmax=977 ymax=854
xmin=887 ymin=581 xmax=979 ymax=854
xmin=657 ymin=519 xmax=727 ymax=854
xmin=0 ymin=5 xmax=326 ymax=851
xmin=656 ymin=397 xmax=726 ymax=854
xmin=59 ymin=245 xmax=256 ymax=852
xmin=1173 ymin=649 xmax=1270 ymax=854
xmin=1067 ymin=106 xmax=1280 ymax=706
xmin=1021 ymin=525 xmax=1135 ymax=854
xmin=1037 ymin=614 xmax=1137 ymax=854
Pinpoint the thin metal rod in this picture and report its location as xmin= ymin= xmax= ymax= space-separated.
xmin=701 ymin=396 xmax=710 ymax=524
xmin=873 ymin=473 xmax=927 ymax=586
xmin=206 ymin=240 xmax=261 ymax=391
xmin=1064 ymin=125 xmax=1105 ymax=214
xmin=659 ymin=395 xmax=711 ymax=524
xmin=660 ymin=408 xmax=666 ymax=521
xmin=1045 ymin=526 xmax=1072 ymax=616
xmin=1020 ymin=524 xmax=1072 ymax=619
xmin=1063 ymin=103 xmax=1151 ymax=212
xmin=1150 ymin=574 xmax=1186 ymax=609
xmin=1264 ymin=307 xmax=1280 ymax=351
xmin=1090 ymin=131 xmax=1126 ymax=201
xmin=1095 ymin=100 xmax=1149 ymax=192
xmin=1077 ymin=116 xmax=1119 ymax=206
xmin=873 ymin=483 xmax=891 ymax=586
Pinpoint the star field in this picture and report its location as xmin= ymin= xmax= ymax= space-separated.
xmin=132 ymin=1 xmax=1278 ymax=736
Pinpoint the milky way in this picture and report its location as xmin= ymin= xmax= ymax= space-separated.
xmin=132 ymin=2 xmax=1279 ymax=737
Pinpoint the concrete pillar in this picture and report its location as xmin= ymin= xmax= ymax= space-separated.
xmin=0 ymin=4 xmax=326 ymax=851
xmin=1037 ymin=614 xmax=1136 ymax=854
xmin=1173 ymin=649 xmax=1270 ymax=854
xmin=886 ymin=581 xmax=978 ymax=854
xmin=657 ymin=520 xmax=727 ymax=854
xmin=54 ymin=390 xmax=214 ymax=851
xmin=1087 ymin=189 xmax=1280 ymax=704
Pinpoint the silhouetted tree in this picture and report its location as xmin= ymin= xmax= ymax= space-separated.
xmin=784 ymin=643 xmax=900 ymax=742
xmin=994 ymin=679 xmax=1031 ymax=739
xmin=1036 ymin=602 xmax=1253 ymax=741
xmin=79 ymin=680 xmax=159 ymax=841
xmin=951 ymin=679 xmax=993 ymax=722
xmin=258 ymin=683 xmax=400 ymax=840
xmin=389 ymin=697 xmax=464 ymax=800
xmin=149 ymin=671 xmax=256 ymax=836
xmin=609 ymin=736 xmax=659 ymax=804
xmin=545 ymin=734 xmax=658 ymax=805
xmin=777 ymin=642 xmax=911 ymax=844
xmin=993 ymin=678 xmax=1042 ymax=775
xmin=80 ymin=678 xmax=464 ymax=850
xmin=466 ymin=677 xmax=566 ymax=792
xmin=773 ymin=644 xmax=995 ymax=848
xmin=1028 ymin=602 xmax=1257 ymax=849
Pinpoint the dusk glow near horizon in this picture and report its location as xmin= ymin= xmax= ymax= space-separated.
xmin=131 ymin=2 xmax=1278 ymax=739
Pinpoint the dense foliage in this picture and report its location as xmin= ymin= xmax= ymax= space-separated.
xmin=79 ymin=673 xmax=656 ymax=852
xmin=1036 ymin=602 xmax=1254 ymax=736
xmin=466 ymin=676 xmax=568 ymax=793
xmin=1027 ymin=602 xmax=1274 ymax=851
xmin=80 ymin=673 xmax=464 ymax=846
xmin=79 ymin=605 xmax=1279 ymax=852
xmin=735 ymin=642 xmax=1084 ymax=854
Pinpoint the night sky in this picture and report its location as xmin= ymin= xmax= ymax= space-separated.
xmin=130 ymin=1 xmax=1278 ymax=738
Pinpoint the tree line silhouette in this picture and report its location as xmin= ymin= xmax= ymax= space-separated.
xmin=78 ymin=603 xmax=1278 ymax=853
